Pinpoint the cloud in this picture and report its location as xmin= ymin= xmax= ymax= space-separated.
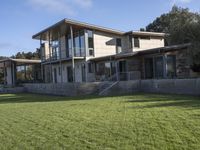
xmin=73 ymin=0 xmax=92 ymax=8
xmin=28 ymin=0 xmax=93 ymax=15
xmin=172 ymin=0 xmax=192 ymax=4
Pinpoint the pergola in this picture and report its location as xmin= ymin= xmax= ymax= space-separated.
xmin=0 ymin=58 xmax=41 ymax=86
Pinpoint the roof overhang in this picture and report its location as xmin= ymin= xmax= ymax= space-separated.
xmin=125 ymin=31 xmax=166 ymax=37
xmin=0 ymin=58 xmax=41 ymax=68
xmin=32 ymin=19 xmax=124 ymax=41
xmin=90 ymin=44 xmax=190 ymax=62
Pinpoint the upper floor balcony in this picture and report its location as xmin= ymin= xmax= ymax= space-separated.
xmin=41 ymin=47 xmax=86 ymax=63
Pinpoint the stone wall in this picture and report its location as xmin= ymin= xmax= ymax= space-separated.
xmin=104 ymin=79 xmax=200 ymax=96
xmin=1 ymin=79 xmax=199 ymax=96
xmin=23 ymin=82 xmax=102 ymax=96
xmin=0 ymin=87 xmax=24 ymax=94
xmin=140 ymin=79 xmax=200 ymax=95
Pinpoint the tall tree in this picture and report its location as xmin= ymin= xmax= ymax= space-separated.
xmin=146 ymin=6 xmax=200 ymax=72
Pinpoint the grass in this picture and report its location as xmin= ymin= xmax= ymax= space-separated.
xmin=0 ymin=93 xmax=200 ymax=150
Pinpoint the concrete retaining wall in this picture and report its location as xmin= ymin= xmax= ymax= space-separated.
xmin=140 ymin=79 xmax=200 ymax=96
xmin=1 ymin=79 xmax=199 ymax=96
xmin=23 ymin=82 xmax=101 ymax=96
xmin=104 ymin=78 xmax=200 ymax=96
xmin=0 ymin=87 xmax=24 ymax=94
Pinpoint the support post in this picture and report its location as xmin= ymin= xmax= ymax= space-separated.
xmin=48 ymin=31 xmax=52 ymax=83
xmin=24 ymin=65 xmax=27 ymax=80
xmin=58 ymin=31 xmax=63 ymax=83
xmin=70 ymin=25 xmax=75 ymax=83
xmin=3 ymin=61 xmax=6 ymax=85
xmin=12 ymin=62 xmax=16 ymax=86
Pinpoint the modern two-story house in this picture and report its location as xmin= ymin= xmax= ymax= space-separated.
xmin=33 ymin=19 xmax=197 ymax=84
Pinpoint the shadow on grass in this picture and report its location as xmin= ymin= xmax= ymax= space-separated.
xmin=125 ymin=94 xmax=200 ymax=109
xmin=0 ymin=93 xmax=118 ymax=104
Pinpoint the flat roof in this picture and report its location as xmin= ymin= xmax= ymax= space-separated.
xmin=0 ymin=58 xmax=41 ymax=64
xmin=33 ymin=19 xmax=166 ymax=40
xmin=127 ymin=31 xmax=166 ymax=37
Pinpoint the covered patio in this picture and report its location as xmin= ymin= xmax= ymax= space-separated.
xmin=0 ymin=58 xmax=41 ymax=86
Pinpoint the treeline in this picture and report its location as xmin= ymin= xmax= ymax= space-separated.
xmin=11 ymin=48 xmax=41 ymax=60
xmin=145 ymin=5 xmax=200 ymax=71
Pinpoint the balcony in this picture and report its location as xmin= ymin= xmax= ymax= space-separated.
xmin=41 ymin=47 xmax=86 ymax=63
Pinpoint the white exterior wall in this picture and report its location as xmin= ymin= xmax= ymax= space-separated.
xmin=133 ymin=37 xmax=164 ymax=51
xmin=93 ymin=31 xmax=124 ymax=57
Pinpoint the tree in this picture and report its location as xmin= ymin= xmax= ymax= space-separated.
xmin=146 ymin=6 xmax=200 ymax=72
xmin=12 ymin=49 xmax=41 ymax=60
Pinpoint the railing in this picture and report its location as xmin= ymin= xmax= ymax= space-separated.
xmin=41 ymin=47 xmax=86 ymax=62
xmin=97 ymin=71 xmax=141 ymax=82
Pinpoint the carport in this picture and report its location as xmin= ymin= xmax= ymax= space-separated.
xmin=0 ymin=58 xmax=41 ymax=86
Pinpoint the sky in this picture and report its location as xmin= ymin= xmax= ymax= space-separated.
xmin=0 ymin=0 xmax=200 ymax=57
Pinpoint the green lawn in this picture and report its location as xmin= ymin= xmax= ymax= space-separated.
xmin=0 ymin=94 xmax=200 ymax=150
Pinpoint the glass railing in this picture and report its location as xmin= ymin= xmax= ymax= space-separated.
xmin=41 ymin=48 xmax=86 ymax=62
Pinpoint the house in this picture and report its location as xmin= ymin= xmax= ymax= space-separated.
xmin=0 ymin=58 xmax=41 ymax=86
xmin=32 ymin=19 xmax=199 ymax=84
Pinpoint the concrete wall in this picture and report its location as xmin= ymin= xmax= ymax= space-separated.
xmin=0 ymin=87 xmax=24 ymax=94
xmin=23 ymin=82 xmax=101 ymax=96
xmin=2 ymin=79 xmax=199 ymax=96
xmin=140 ymin=79 xmax=200 ymax=96
xmin=104 ymin=79 xmax=200 ymax=96
xmin=133 ymin=37 xmax=164 ymax=51
xmin=93 ymin=31 xmax=123 ymax=57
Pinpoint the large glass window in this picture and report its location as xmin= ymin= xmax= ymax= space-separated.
xmin=134 ymin=37 xmax=140 ymax=48
xmin=52 ymin=40 xmax=60 ymax=60
xmin=154 ymin=56 xmax=164 ymax=78
xmin=67 ymin=66 xmax=73 ymax=82
xmin=145 ymin=58 xmax=153 ymax=79
xmin=80 ymin=30 xmax=85 ymax=56
xmin=74 ymin=32 xmax=80 ymax=57
xmin=166 ymin=55 xmax=176 ymax=78
xmin=66 ymin=30 xmax=85 ymax=57
xmin=88 ymin=30 xmax=94 ymax=56
xmin=67 ymin=35 xmax=72 ymax=57
xmin=116 ymin=38 xmax=122 ymax=54
xmin=129 ymin=35 xmax=133 ymax=49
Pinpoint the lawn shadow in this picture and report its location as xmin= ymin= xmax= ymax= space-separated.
xmin=0 ymin=93 xmax=118 ymax=104
xmin=125 ymin=94 xmax=200 ymax=109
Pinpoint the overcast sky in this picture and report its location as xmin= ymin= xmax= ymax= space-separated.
xmin=0 ymin=0 xmax=199 ymax=57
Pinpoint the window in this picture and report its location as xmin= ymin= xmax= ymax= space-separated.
xmin=74 ymin=32 xmax=80 ymax=57
xmin=134 ymin=37 xmax=140 ymax=48
xmin=166 ymin=55 xmax=176 ymax=78
xmin=154 ymin=56 xmax=164 ymax=78
xmin=89 ymin=49 xmax=94 ymax=56
xmin=116 ymin=38 xmax=122 ymax=53
xmin=145 ymin=58 xmax=153 ymax=79
xmin=88 ymin=30 xmax=94 ymax=56
xmin=67 ymin=66 xmax=73 ymax=82
xmin=52 ymin=40 xmax=60 ymax=60
xmin=129 ymin=35 xmax=133 ymax=49
xmin=79 ymin=30 xmax=85 ymax=56
xmin=88 ymin=63 xmax=94 ymax=73
xmin=58 ymin=67 xmax=61 ymax=76
xmin=66 ymin=35 xmax=72 ymax=57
